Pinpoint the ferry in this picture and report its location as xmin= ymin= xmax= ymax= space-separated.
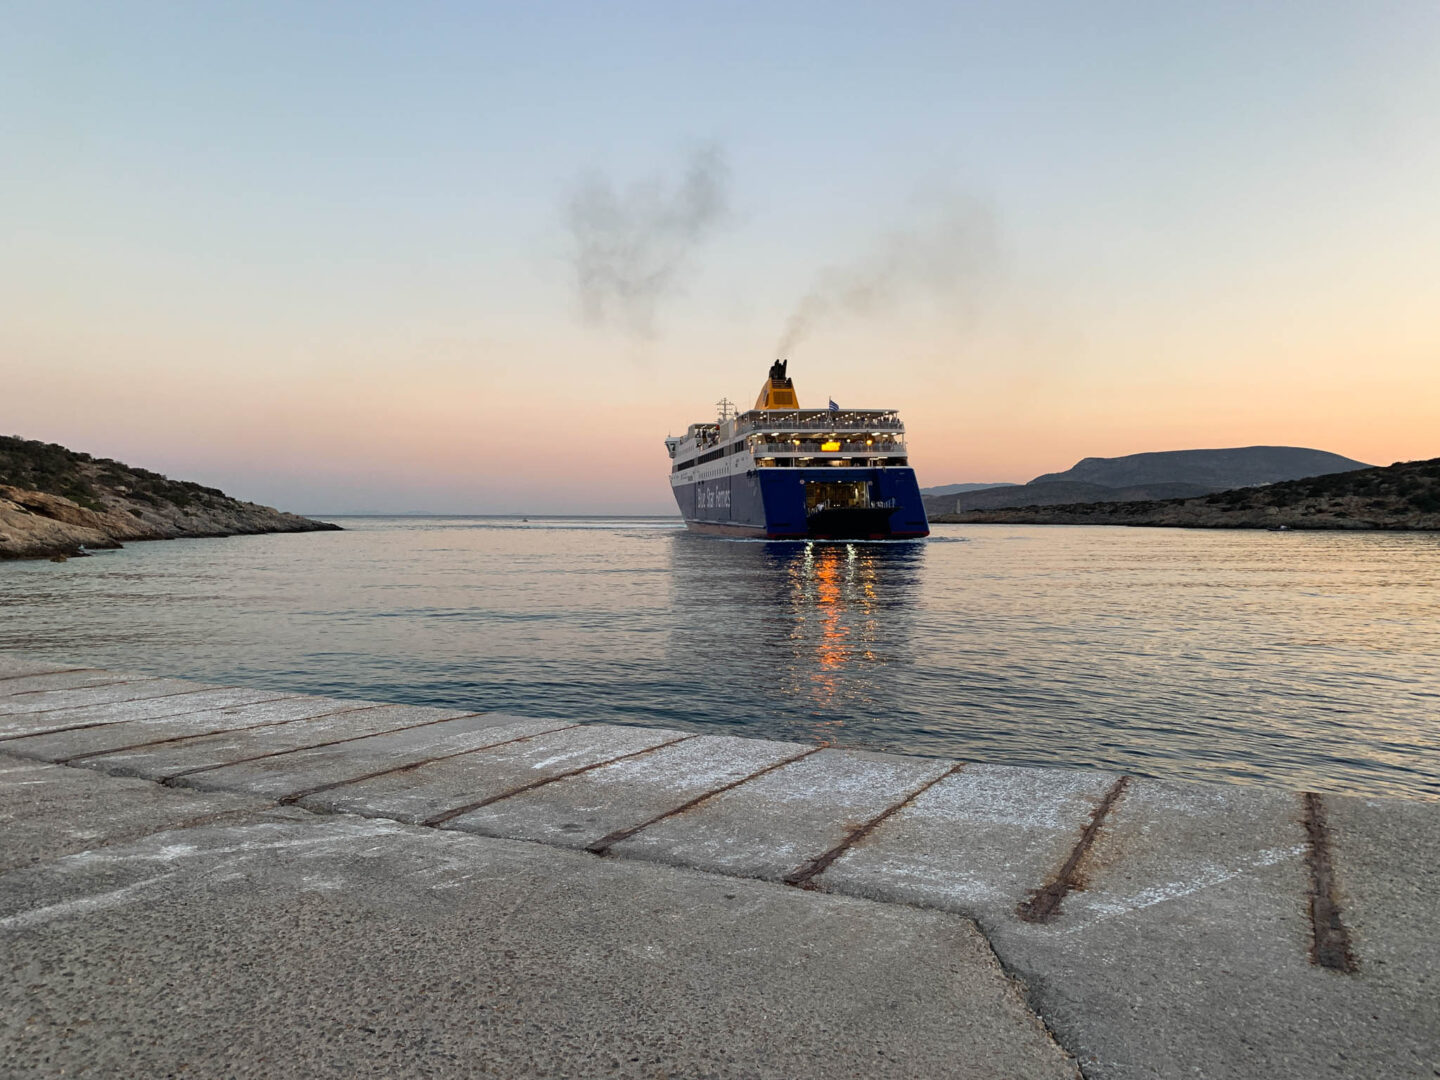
xmin=665 ymin=361 xmax=930 ymax=539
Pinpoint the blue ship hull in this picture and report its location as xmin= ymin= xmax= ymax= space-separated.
xmin=672 ymin=467 xmax=929 ymax=539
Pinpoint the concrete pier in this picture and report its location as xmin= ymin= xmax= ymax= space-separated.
xmin=2 ymin=652 xmax=1437 ymax=1078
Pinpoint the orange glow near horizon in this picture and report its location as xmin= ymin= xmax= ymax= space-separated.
xmin=6 ymin=303 xmax=1437 ymax=514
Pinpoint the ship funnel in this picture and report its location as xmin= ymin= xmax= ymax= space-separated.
xmin=755 ymin=359 xmax=798 ymax=410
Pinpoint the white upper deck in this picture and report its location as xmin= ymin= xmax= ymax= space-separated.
xmin=664 ymin=364 xmax=911 ymax=483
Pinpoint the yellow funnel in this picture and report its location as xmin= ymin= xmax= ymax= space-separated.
xmin=755 ymin=359 xmax=799 ymax=410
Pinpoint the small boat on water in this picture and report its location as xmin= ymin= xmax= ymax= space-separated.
xmin=664 ymin=361 xmax=930 ymax=540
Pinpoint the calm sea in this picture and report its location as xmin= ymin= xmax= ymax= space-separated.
xmin=3 ymin=518 xmax=1437 ymax=800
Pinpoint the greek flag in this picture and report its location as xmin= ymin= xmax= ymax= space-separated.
xmin=828 ymin=399 xmax=839 ymax=412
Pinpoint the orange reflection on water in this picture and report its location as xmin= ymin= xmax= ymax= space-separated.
xmin=813 ymin=545 xmax=848 ymax=671
xmin=781 ymin=542 xmax=885 ymax=737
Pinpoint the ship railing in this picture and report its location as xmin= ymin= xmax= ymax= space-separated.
xmin=734 ymin=415 xmax=904 ymax=435
xmin=753 ymin=441 xmax=907 ymax=455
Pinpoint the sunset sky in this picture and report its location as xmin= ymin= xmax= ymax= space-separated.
xmin=4 ymin=2 xmax=1438 ymax=513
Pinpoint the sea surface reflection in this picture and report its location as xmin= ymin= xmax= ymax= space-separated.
xmin=2 ymin=517 xmax=1438 ymax=800
xmin=668 ymin=537 xmax=924 ymax=747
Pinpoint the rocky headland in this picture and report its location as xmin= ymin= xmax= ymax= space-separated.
xmin=0 ymin=436 xmax=340 ymax=560
xmin=932 ymin=457 xmax=1440 ymax=530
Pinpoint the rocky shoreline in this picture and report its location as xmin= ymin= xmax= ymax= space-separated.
xmin=0 ymin=437 xmax=339 ymax=561
xmin=0 ymin=484 xmax=339 ymax=560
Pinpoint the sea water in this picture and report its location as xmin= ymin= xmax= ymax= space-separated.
xmin=2 ymin=518 xmax=1437 ymax=800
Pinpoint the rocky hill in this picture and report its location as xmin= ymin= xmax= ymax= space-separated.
xmin=924 ymin=479 xmax=1213 ymax=514
xmin=1031 ymin=445 xmax=1370 ymax=489
xmin=923 ymin=445 xmax=1371 ymax=516
xmin=0 ymin=435 xmax=340 ymax=560
xmin=932 ymin=457 xmax=1440 ymax=530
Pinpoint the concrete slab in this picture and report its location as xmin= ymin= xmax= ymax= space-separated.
xmin=1326 ymin=793 xmax=1440 ymax=1077
xmin=607 ymin=747 xmax=956 ymax=881
xmin=974 ymin=778 xmax=1315 ymax=1079
xmin=446 ymin=732 xmax=812 ymax=849
xmin=0 ymin=695 xmax=392 ymax=763
xmin=819 ymin=763 xmax=1119 ymax=919
xmin=178 ymin=713 xmax=575 ymax=800
xmin=957 ymin=778 xmax=1436 ymax=1080
xmin=0 ymin=686 xmax=294 ymax=740
xmin=304 ymin=723 xmax=691 ymax=824
xmin=0 ymin=655 xmax=84 ymax=680
xmin=0 ymin=752 xmax=272 ymax=873
xmin=79 ymin=704 xmax=475 ymax=782
xmin=0 ymin=668 xmax=145 ymax=697
xmin=0 ymin=816 xmax=1078 ymax=1080
xmin=1 ymin=661 xmax=1435 ymax=1077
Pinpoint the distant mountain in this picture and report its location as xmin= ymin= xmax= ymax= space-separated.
xmin=1031 ymin=446 xmax=1370 ymax=491
xmin=930 ymin=457 xmax=1440 ymax=531
xmin=919 ymin=482 xmax=1017 ymax=497
xmin=924 ymin=480 xmax=1213 ymax=515
xmin=922 ymin=445 xmax=1372 ymax=515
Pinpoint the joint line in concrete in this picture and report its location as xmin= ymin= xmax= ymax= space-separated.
xmin=277 ymin=723 xmax=580 ymax=805
xmin=54 ymin=701 xmax=390 ymax=764
xmin=1302 ymin=791 xmax=1358 ymax=973
xmin=0 ymin=677 xmax=174 ymax=710
xmin=421 ymin=733 xmax=699 ymax=827
xmin=0 ymin=693 xmax=301 ymax=743
xmin=585 ymin=745 xmax=826 ymax=856
xmin=0 ymin=667 xmax=100 ymax=686
xmin=1017 ymin=775 xmax=1130 ymax=924
xmin=158 ymin=712 xmax=490 ymax=783
xmin=784 ymin=762 xmax=967 ymax=890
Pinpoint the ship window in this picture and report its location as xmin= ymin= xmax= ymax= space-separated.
xmin=673 ymin=458 xmax=697 ymax=472
xmin=698 ymin=447 xmax=725 ymax=465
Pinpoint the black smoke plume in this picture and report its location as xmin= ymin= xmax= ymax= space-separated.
xmin=777 ymin=195 xmax=998 ymax=355
xmin=565 ymin=146 xmax=729 ymax=338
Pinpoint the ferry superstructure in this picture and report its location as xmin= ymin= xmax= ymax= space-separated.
xmin=665 ymin=361 xmax=930 ymax=539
